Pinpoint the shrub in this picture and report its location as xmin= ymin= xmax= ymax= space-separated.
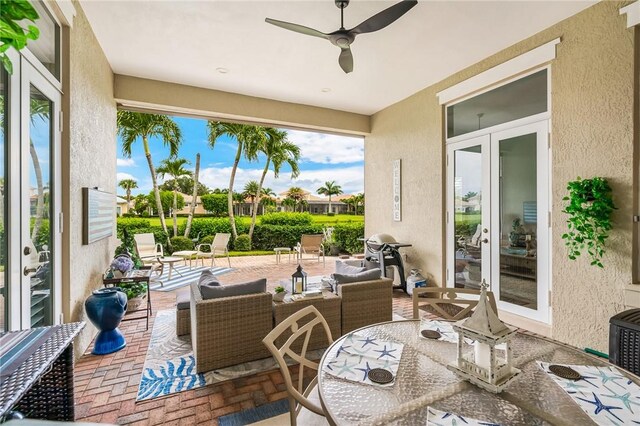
xmin=197 ymin=235 xmax=215 ymax=253
xmin=169 ymin=236 xmax=194 ymax=253
xmin=260 ymin=212 xmax=313 ymax=226
xmin=234 ymin=234 xmax=252 ymax=251
xmin=327 ymin=212 xmax=335 ymax=217
xmin=332 ymin=223 xmax=365 ymax=254
xmin=201 ymin=194 xmax=228 ymax=216
xmin=177 ymin=218 xmax=248 ymax=241
xmin=252 ymin=224 xmax=323 ymax=250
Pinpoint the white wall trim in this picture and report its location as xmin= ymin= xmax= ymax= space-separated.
xmin=437 ymin=38 xmax=560 ymax=105
xmin=620 ymin=1 xmax=640 ymax=28
xmin=47 ymin=0 xmax=76 ymax=27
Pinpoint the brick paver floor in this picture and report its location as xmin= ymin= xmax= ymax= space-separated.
xmin=75 ymin=255 xmax=413 ymax=425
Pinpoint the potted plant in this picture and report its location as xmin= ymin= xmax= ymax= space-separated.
xmin=562 ymin=176 xmax=616 ymax=268
xmin=110 ymin=255 xmax=134 ymax=278
xmin=273 ymin=286 xmax=286 ymax=302
xmin=119 ymin=282 xmax=148 ymax=313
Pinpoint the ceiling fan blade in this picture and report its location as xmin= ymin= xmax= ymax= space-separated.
xmin=339 ymin=47 xmax=354 ymax=74
xmin=265 ymin=18 xmax=330 ymax=40
xmin=349 ymin=0 xmax=417 ymax=35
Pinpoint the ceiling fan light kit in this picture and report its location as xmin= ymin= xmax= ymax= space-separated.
xmin=265 ymin=0 xmax=418 ymax=74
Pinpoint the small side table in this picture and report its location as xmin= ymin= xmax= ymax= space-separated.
xmin=273 ymin=247 xmax=292 ymax=264
xmin=157 ymin=256 xmax=184 ymax=280
xmin=103 ymin=268 xmax=154 ymax=330
xmin=172 ymin=250 xmax=198 ymax=269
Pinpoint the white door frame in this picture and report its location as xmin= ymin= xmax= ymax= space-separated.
xmin=19 ymin=56 xmax=62 ymax=328
xmin=490 ymin=120 xmax=550 ymax=323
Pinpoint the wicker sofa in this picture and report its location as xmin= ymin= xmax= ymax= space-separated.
xmin=190 ymin=282 xmax=273 ymax=373
xmin=337 ymin=277 xmax=393 ymax=334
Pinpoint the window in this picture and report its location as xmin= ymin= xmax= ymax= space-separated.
xmin=27 ymin=1 xmax=61 ymax=80
xmin=447 ymin=70 xmax=548 ymax=138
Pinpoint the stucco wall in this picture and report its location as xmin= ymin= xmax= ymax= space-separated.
xmin=366 ymin=1 xmax=635 ymax=351
xmin=62 ymin=2 xmax=116 ymax=357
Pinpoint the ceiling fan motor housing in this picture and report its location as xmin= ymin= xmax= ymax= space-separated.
xmin=335 ymin=0 xmax=350 ymax=9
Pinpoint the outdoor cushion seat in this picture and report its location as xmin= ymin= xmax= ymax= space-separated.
xmin=334 ymin=260 xmax=366 ymax=275
xmin=200 ymin=278 xmax=266 ymax=299
xmin=176 ymin=288 xmax=191 ymax=336
xmin=176 ymin=288 xmax=190 ymax=310
xmin=332 ymin=268 xmax=381 ymax=285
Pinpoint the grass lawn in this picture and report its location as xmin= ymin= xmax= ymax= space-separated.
xmin=228 ymin=250 xmax=273 ymax=257
xmin=454 ymin=213 xmax=481 ymax=225
xmin=139 ymin=214 xmax=364 ymax=227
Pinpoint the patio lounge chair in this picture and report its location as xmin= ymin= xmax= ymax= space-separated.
xmin=294 ymin=234 xmax=325 ymax=266
xmin=263 ymin=305 xmax=332 ymax=426
xmin=133 ymin=233 xmax=163 ymax=263
xmin=195 ymin=233 xmax=231 ymax=268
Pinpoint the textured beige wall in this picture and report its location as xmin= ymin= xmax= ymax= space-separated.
xmin=61 ymin=2 xmax=116 ymax=357
xmin=366 ymin=1 xmax=636 ymax=351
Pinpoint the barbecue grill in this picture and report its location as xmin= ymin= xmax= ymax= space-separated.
xmin=363 ymin=234 xmax=412 ymax=292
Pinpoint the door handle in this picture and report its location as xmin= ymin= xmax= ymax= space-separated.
xmin=23 ymin=267 xmax=37 ymax=276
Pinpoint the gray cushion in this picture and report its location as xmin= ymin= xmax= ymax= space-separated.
xmin=176 ymin=288 xmax=190 ymax=310
xmin=334 ymin=261 xmax=366 ymax=275
xmin=200 ymin=278 xmax=267 ymax=300
xmin=332 ymin=268 xmax=382 ymax=285
xmin=197 ymin=270 xmax=222 ymax=299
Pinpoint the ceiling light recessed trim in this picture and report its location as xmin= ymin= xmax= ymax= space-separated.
xmin=216 ymin=67 xmax=229 ymax=74
xmin=321 ymin=88 xmax=331 ymax=93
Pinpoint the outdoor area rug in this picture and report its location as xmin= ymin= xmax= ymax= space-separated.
xmin=137 ymin=309 xmax=324 ymax=401
xmin=149 ymin=265 xmax=232 ymax=292
xmin=217 ymin=399 xmax=289 ymax=426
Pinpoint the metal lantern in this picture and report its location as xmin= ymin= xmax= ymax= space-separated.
xmin=447 ymin=280 xmax=521 ymax=393
xmin=291 ymin=264 xmax=307 ymax=295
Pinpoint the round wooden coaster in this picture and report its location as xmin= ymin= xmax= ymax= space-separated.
xmin=368 ymin=368 xmax=394 ymax=384
xmin=549 ymin=364 xmax=582 ymax=381
xmin=421 ymin=329 xmax=441 ymax=339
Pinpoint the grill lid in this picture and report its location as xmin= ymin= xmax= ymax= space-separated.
xmin=610 ymin=308 xmax=640 ymax=332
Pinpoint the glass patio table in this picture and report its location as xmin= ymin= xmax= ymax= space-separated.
xmin=317 ymin=320 xmax=640 ymax=425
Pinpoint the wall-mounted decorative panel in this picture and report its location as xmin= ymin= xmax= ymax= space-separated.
xmin=82 ymin=188 xmax=114 ymax=245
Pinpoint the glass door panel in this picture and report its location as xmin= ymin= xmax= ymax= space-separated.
xmin=26 ymin=85 xmax=54 ymax=327
xmin=0 ymin=67 xmax=6 ymax=331
xmin=447 ymin=135 xmax=490 ymax=290
xmin=491 ymin=121 xmax=549 ymax=322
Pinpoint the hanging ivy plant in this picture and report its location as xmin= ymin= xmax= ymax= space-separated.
xmin=0 ymin=0 xmax=40 ymax=74
xmin=562 ymin=177 xmax=616 ymax=268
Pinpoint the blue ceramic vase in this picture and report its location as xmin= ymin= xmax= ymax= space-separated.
xmin=85 ymin=288 xmax=128 ymax=355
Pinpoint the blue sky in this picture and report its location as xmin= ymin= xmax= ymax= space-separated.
xmin=116 ymin=116 xmax=364 ymax=197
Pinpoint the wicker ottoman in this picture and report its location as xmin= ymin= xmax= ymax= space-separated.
xmin=272 ymin=292 xmax=341 ymax=352
xmin=176 ymin=288 xmax=191 ymax=336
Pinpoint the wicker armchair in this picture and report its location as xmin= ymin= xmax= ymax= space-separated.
xmin=190 ymin=282 xmax=273 ymax=373
xmin=337 ymin=277 xmax=393 ymax=334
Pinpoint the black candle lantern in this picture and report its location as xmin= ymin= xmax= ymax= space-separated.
xmin=291 ymin=264 xmax=307 ymax=295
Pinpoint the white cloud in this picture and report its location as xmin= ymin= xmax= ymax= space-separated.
xmin=199 ymin=165 xmax=364 ymax=195
xmin=117 ymin=158 xmax=136 ymax=167
xmin=285 ymin=130 xmax=364 ymax=164
xmin=116 ymin=172 xmax=137 ymax=182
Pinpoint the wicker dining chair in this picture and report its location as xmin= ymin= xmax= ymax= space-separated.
xmin=262 ymin=306 xmax=332 ymax=426
xmin=412 ymin=287 xmax=498 ymax=321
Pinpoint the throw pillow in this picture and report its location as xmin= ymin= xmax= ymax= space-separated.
xmin=198 ymin=270 xmax=221 ymax=299
xmin=334 ymin=260 xmax=366 ymax=275
xmin=332 ymin=268 xmax=382 ymax=286
xmin=200 ymin=278 xmax=267 ymax=299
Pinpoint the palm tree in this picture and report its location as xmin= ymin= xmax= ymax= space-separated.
xmin=117 ymin=111 xmax=182 ymax=239
xmin=354 ymin=192 xmax=365 ymax=215
xmin=206 ymin=122 xmax=262 ymax=239
xmin=243 ymin=180 xmax=260 ymax=215
xmin=156 ymin=158 xmax=191 ymax=236
xmin=281 ymin=197 xmax=296 ymax=212
xmin=250 ymin=129 xmax=300 ymax=239
xmin=118 ymin=179 xmax=138 ymax=206
xmin=316 ymin=181 xmax=343 ymax=214
xmin=29 ymin=98 xmax=50 ymax=242
xmin=285 ymin=187 xmax=307 ymax=212
xmin=184 ymin=153 xmax=200 ymax=238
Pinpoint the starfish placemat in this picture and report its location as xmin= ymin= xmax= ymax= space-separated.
xmin=325 ymin=333 xmax=404 ymax=387
xmin=538 ymin=362 xmax=640 ymax=425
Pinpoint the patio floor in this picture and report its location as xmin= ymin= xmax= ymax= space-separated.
xmin=74 ymin=255 xmax=414 ymax=425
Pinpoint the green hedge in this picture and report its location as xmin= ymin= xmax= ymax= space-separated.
xmin=260 ymin=212 xmax=313 ymax=226
xmin=332 ymin=223 xmax=365 ymax=254
xmin=252 ymin=224 xmax=323 ymax=250
xmin=234 ymin=234 xmax=252 ymax=251
xmin=169 ymin=236 xmax=194 ymax=253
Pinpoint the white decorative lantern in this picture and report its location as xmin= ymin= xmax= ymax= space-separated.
xmin=447 ymin=280 xmax=520 ymax=393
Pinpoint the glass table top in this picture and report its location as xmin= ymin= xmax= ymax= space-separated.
xmin=317 ymin=320 xmax=640 ymax=425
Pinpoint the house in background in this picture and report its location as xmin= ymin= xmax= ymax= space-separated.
xmin=115 ymin=196 xmax=129 ymax=217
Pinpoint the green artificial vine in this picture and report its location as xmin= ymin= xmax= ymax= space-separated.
xmin=562 ymin=177 xmax=616 ymax=268
xmin=1 ymin=0 xmax=40 ymax=74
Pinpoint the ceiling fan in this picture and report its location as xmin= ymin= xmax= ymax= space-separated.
xmin=265 ymin=0 xmax=418 ymax=74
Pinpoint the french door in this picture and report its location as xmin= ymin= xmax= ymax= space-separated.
xmin=3 ymin=53 xmax=62 ymax=331
xmin=447 ymin=120 xmax=550 ymax=323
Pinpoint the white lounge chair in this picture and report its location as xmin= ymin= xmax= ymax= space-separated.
xmin=195 ymin=233 xmax=231 ymax=268
xmin=133 ymin=233 xmax=164 ymax=263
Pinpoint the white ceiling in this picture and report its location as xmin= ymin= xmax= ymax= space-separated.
xmin=80 ymin=0 xmax=595 ymax=115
